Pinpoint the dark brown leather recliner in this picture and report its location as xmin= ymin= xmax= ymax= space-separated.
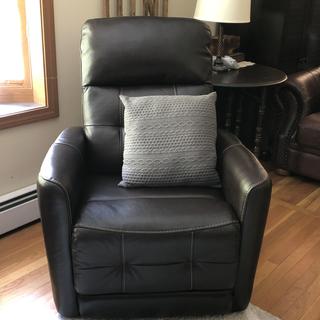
xmin=275 ymin=67 xmax=320 ymax=180
xmin=37 ymin=17 xmax=271 ymax=318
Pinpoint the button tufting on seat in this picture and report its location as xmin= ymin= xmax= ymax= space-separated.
xmin=72 ymin=175 xmax=240 ymax=295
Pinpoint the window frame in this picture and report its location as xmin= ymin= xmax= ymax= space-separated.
xmin=0 ymin=0 xmax=59 ymax=130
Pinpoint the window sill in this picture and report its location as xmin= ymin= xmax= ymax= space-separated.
xmin=0 ymin=101 xmax=59 ymax=130
xmin=0 ymin=103 xmax=42 ymax=117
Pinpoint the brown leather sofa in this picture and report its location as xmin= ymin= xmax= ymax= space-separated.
xmin=275 ymin=67 xmax=320 ymax=180
xmin=37 ymin=17 xmax=271 ymax=318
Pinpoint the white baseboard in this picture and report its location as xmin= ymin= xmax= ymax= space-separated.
xmin=0 ymin=185 xmax=40 ymax=235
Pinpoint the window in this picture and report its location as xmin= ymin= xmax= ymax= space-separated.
xmin=0 ymin=0 xmax=58 ymax=129
xmin=0 ymin=0 xmax=32 ymax=103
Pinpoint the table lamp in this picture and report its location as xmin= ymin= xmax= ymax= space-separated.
xmin=194 ymin=0 xmax=251 ymax=72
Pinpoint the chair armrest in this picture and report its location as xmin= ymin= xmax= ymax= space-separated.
xmin=217 ymin=130 xmax=272 ymax=311
xmin=38 ymin=126 xmax=86 ymax=220
xmin=37 ymin=127 xmax=86 ymax=317
xmin=217 ymin=130 xmax=271 ymax=223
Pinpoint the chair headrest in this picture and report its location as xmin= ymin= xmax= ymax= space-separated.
xmin=81 ymin=17 xmax=212 ymax=86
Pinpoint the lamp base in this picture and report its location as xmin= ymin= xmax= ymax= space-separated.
xmin=213 ymin=63 xmax=229 ymax=72
xmin=213 ymin=56 xmax=229 ymax=72
xmin=213 ymin=24 xmax=229 ymax=72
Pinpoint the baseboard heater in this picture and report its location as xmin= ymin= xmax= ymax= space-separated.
xmin=0 ymin=185 xmax=40 ymax=235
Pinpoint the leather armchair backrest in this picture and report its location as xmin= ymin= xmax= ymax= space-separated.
xmin=81 ymin=17 xmax=213 ymax=174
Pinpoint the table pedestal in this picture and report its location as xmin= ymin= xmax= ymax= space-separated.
xmin=222 ymin=87 xmax=268 ymax=158
xmin=254 ymin=88 xmax=268 ymax=157
xmin=212 ymin=64 xmax=287 ymax=159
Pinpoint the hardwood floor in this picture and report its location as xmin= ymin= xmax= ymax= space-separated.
xmin=0 ymin=171 xmax=320 ymax=319
xmin=0 ymin=222 xmax=57 ymax=319
xmin=252 ymin=171 xmax=320 ymax=320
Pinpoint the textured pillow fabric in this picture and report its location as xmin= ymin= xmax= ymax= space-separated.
xmin=119 ymin=92 xmax=220 ymax=187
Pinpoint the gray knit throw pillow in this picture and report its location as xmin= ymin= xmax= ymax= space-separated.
xmin=119 ymin=92 xmax=220 ymax=188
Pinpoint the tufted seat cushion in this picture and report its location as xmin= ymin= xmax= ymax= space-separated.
xmin=297 ymin=112 xmax=320 ymax=154
xmin=72 ymin=175 xmax=240 ymax=296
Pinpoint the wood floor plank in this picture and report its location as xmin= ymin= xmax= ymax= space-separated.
xmin=0 ymin=223 xmax=42 ymax=256
xmin=282 ymin=273 xmax=320 ymax=320
xmin=297 ymin=187 xmax=320 ymax=215
xmin=300 ymin=294 xmax=320 ymax=320
xmin=0 ymin=241 xmax=45 ymax=278
xmin=0 ymin=256 xmax=47 ymax=288
xmin=267 ymin=216 xmax=320 ymax=264
xmin=273 ymin=177 xmax=319 ymax=205
xmin=260 ymin=207 xmax=305 ymax=249
xmin=263 ymin=200 xmax=295 ymax=236
xmin=268 ymin=170 xmax=286 ymax=185
xmin=258 ymin=210 xmax=312 ymax=264
xmin=270 ymin=247 xmax=320 ymax=316
xmin=252 ymin=230 xmax=320 ymax=307
xmin=271 ymin=176 xmax=295 ymax=194
xmin=0 ymin=264 xmax=50 ymax=304
xmin=253 ymin=260 xmax=278 ymax=288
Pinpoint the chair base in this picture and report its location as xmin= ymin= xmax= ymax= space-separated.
xmin=288 ymin=148 xmax=320 ymax=181
xmin=77 ymin=291 xmax=235 ymax=318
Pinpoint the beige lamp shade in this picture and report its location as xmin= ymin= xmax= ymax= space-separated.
xmin=194 ymin=0 xmax=251 ymax=23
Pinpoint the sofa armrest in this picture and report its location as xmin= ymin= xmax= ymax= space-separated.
xmin=275 ymin=67 xmax=320 ymax=168
xmin=217 ymin=130 xmax=272 ymax=311
xmin=279 ymin=67 xmax=320 ymax=119
xmin=37 ymin=127 xmax=86 ymax=317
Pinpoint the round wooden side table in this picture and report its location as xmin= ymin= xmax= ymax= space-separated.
xmin=212 ymin=64 xmax=287 ymax=157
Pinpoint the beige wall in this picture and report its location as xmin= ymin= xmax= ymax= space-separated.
xmin=169 ymin=0 xmax=197 ymax=17
xmin=0 ymin=0 xmax=205 ymax=196
xmin=169 ymin=0 xmax=216 ymax=33
xmin=0 ymin=0 xmax=103 ymax=195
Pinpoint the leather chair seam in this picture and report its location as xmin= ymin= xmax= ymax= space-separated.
xmin=119 ymin=87 xmax=123 ymax=126
xmin=190 ymin=232 xmax=194 ymax=290
xmin=39 ymin=175 xmax=73 ymax=226
xmin=173 ymin=84 xmax=177 ymax=95
xmin=73 ymin=220 xmax=239 ymax=234
xmin=222 ymin=143 xmax=242 ymax=155
xmin=77 ymin=289 xmax=233 ymax=298
xmin=38 ymin=176 xmax=80 ymax=314
xmin=86 ymin=195 xmax=218 ymax=202
xmin=76 ymin=261 xmax=238 ymax=270
xmin=84 ymin=124 xmax=119 ymax=127
xmin=121 ymin=233 xmax=126 ymax=292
